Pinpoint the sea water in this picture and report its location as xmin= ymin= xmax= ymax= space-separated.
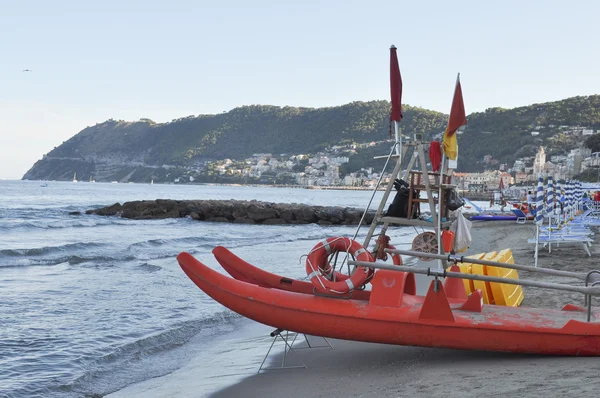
xmin=0 ymin=180 xmax=469 ymax=397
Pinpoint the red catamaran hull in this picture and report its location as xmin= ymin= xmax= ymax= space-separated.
xmin=212 ymin=246 xmax=373 ymax=300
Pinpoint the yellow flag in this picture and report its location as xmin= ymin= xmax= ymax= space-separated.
xmin=442 ymin=129 xmax=458 ymax=160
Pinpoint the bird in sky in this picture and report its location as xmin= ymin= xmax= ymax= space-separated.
xmin=22 ymin=69 xmax=32 ymax=72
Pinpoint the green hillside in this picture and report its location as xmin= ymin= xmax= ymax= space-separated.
xmin=459 ymin=95 xmax=600 ymax=171
xmin=54 ymin=101 xmax=446 ymax=164
xmin=23 ymin=101 xmax=448 ymax=181
xmin=22 ymin=95 xmax=600 ymax=182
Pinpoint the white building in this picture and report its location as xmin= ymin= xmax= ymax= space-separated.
xmin=567 ymin=148 xmax=591 ymax=175
xmin=581 ymin=152 xmax=600 ymax=171
xmin=513 ymin=160 xmax=525 ymax=172
xmin=533 ymin=147 xmax=546 ymax=175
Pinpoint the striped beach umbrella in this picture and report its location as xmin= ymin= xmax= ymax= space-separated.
xmin=563 ymin=180 xmax=571 ymax=221
xmin=546 ymin=175 xmax=555 ymax=219
xmin=535 ymin=175 xmax=545 ymax=225
xmin=580 ymin=180 xmax=585 ymax=212
xmin=571 ymin=180 xmax=579 ymax=215
xmin=564 ymin=180 xmax=572 ymax=215
xmin=576 ymin=180 xmax=583 ymax=212
xmin=567 ymin=180 xmax=575 ymax=219
xmin=554 ymin=179 xmax=563 ymax=222
xmin=533 ymin=175 xmax=545 ymax=268
xmin=556 ymin=179 xmax=564 ymax=215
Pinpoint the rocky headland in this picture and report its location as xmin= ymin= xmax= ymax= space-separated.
xmin=85 ymin=199 xmax=375 ymax=225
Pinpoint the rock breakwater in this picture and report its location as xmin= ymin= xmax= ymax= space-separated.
xmin=86 ymin=199 xmax=375 ymax=225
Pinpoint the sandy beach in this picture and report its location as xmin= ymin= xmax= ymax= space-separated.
xmin=110 ymin=221 xmax=600 ymax=398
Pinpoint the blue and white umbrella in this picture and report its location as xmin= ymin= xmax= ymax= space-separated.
xmin=572 ymin=179 xmax=577 ymax=208
xmin=576 ymin=180 xmax=583 ymax=213
xmin=535 ymin=175 xmax=545 ymax=226
xmin=546 ymin=175 xmax=555 ymax=222
xmin=556 ymin=179 xmax=565 ymax=220
xmin=568 ymin=179 xmax=575 ymax=218
xmin=564 ymin=179 xmax=572 ymax=218
xmin=534 ymin=175 xmax=545 ymax=267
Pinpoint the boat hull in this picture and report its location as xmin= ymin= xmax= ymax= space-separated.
xmin=212 ymin=246 xmax=372 ymax=300
xmin=470 ymin=214 xmax=518 ymax=221
xmin=178 ymin=251 xmax=600 ymax=356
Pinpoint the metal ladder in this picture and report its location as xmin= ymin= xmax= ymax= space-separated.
xmin=361 ymin=141 xmax=449 ymax=263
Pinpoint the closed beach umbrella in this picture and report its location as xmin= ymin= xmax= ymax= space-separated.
xmin=576 ymin=180 xmax=583 ymax=213
xmin=571 ymin=180 xmax=576 ymax=213
xmin=546 ymin=175 xmax=554 ymax=213
xmin=566 ymin=180 xmax=574 ymax=219
xmin=535 ymin=175 xmax=544 ymax=225
xmin=556 ymin=179 xmax=564 ymax=218
xmin=534 ymin=175 xmax=545 ymax=267
xmin=564 ymin=179 xmax=570 ymax=216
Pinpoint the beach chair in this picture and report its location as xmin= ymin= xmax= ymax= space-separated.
xmin=528 ymin=234 xmax=593 ymax=257
xmin=512 ymin=208 xmax=529 ymax=224
xmin=540 ymin=225 xmax=594 ymax=236
xmin=572 ymin=212 xmax=600 ymax=226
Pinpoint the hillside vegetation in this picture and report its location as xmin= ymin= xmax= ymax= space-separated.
xmin=22 ymin=95 xmax=600 ymax=182
xmin=459 ymin=95 xmax=600 ymax=170
xmin=48 ymin=101 xmax=447 ymax=164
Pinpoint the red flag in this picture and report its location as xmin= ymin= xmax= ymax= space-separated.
xmin=429 ymin=141 xmax=442 ymax=172
xmin=445 ymin=76 xmax=466 ymax=137
xmin=390 ymin=45 xmax=403 ymax=123
xmin=442 ymin=74 xmax=466 ymax=160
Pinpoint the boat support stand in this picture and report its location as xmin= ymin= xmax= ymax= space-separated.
xmin=258 ymin=329 xmax=333 ymax=373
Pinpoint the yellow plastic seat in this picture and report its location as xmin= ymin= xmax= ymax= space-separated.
xmin=448 ymin=253 xmax=485 ymax=296
xmin=446 ymin=250 xmax=524 ymax=307
xmin=486 ymin=249 xmax=524 ymax=307
xmin=472 ymin=252 xmax=497 ymax=304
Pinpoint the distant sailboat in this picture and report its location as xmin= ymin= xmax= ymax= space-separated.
xmin=89 ymin=176 xmax=96 ymax=183
xmin=73 ymin=173 xmax=77 ymax=183
xmin=151 ymin=179 xmax=154 ymax=185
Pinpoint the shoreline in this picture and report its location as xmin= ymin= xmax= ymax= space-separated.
xmin=19 ymin=178 xmax=514 ymax=200
xmin=110 ymin=221 xmax=600 ymax=397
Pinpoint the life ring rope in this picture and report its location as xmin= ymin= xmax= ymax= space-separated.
xmin=308 ymin=236 xmax=353 ymax=282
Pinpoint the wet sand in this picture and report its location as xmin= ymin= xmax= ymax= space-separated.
xmin=112 ymin=221 xmax=600 ymax=397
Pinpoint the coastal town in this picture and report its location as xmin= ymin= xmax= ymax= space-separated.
xmin=193 ymin=140 xmax=599 ymax=193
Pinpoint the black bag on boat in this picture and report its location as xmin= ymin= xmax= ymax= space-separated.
xmin=385 ymin=179 xmax=417 ymax=218
xmin=445 ymin=187 xmax=465 ymax=211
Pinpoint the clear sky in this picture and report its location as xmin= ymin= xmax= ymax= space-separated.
xmin=1 ymin=0 xmax=599 ymax=179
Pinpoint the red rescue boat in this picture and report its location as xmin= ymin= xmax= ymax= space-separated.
xmin=179 ymin=251 xmax=600 ymax=356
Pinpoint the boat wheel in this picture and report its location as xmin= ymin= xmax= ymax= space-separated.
xmin=411 ymin=232 xmax=438 ymax=261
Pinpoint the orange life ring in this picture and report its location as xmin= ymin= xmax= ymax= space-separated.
xmin=306 ymin=237 xmax=374 ymax=294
